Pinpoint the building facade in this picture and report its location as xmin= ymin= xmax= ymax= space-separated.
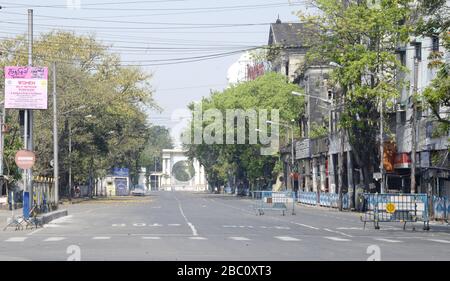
xmin=161 ymin=149 xmax=208 ymax=192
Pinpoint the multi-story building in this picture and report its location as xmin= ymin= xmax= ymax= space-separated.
xmin=267 ymin=18 xmax=450 ymax=205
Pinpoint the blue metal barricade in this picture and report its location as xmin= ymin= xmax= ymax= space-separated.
xmin=360 ymin=193 xmax=430 ymax=230
xmin=433 ymin=196 xmax=449 ymax=222
xmin=252 ymin=191 xmax=295 ymax=216
xmin=298 ymin=191 xmax=318 ymax=205
xmin=298 ymin=191 xmax=350 ymax=209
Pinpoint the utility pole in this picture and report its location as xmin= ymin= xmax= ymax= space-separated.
xmin=0 ymin=102 xmax=5 ymax=177
xmin=380 ymin=98 xmax=385 ymax=193
xmin=68 ymin=121 xmax=72 ymax=201
xmin=23 ymin=9 xmax=34 ymax=211
xmin=338 ymin=107 xmax=344 ymax=211
xmin=52 ymin=62 xmax=59 ymax=205
xmin=290 ymin=124 xmax=294 ymax=192
xmin=411 ymin=57 xmax=419 ymax=194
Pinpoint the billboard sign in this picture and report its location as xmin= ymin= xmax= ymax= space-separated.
xmin=112 ymin=168 xmax=129 ymax=177
xmin=4 ymin=66 xmax=48 ymax=110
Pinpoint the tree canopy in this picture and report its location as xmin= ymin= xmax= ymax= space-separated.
xmin=0 ymin=31 xmax=171 ymax=194
xmin=184 ymin=72 xmax=304 ymax=190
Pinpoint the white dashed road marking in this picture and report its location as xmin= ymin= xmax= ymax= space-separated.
xmin=44 ymin=237 xmax=66 ymax=242
xmin=323 ymin=228 xmax=353 ymax=238
xmin=189 ymin=237 xmax=207 ymax=240
xmin=293 ymin=223 xmax=320 ymax=230
xmin=133 ymin=223 xmax=147 ymax=227
xmin=324 ymin=236 xmax=351 ymax=242
xmin=142 ymin=237 xmax=161 ymax=240
xmin=92 ymin=237 xmax=111 ymax=240
xmin=229 ymin=237 xmax=251 ymax=241
xmin=336 ymin=227 xmax=363 ymax=230
xmin=275 ymin=236 xmax=301 ymax=242
xmin=5 ymin=237 xmax=27 ymax=242
xmin=427 ymin=239 xmax=450 ymax=244
xmin=168 ymin=224 xmax=181 ymax=226
xmin=112 ymin=224 xmax=126 ymax=227
xmin=374 ymin=238 xmax=403 ymax=243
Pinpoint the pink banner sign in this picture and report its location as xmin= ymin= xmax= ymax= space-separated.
xmin=4 ymin=66 xmax=48 ymax=110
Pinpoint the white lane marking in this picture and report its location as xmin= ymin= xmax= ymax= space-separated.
xmin=189 ymin=237 xmax=207 ymax=240
xmin=142 ymin=237 xmax=161 ymax=240
xmin=324 ymin=236 xmax=351 ymax=242
xmin=374 ymin=238 xmax=403 ymax=243
xmin=427 ymin=239 xmax=450 ymax=244
xmin=175 ymin=195 xmax=198 ymax=236
xmin=223 ymin=225 xmax=237 ymax=228
xmin=149 ymin=223 xmax=162 ymax=227
xmin=275 ymin=236 xmax=301 ymax=242
xmin=229 ymin=236 xmax=251 ymax=241
xmin=323 ymin=228 xmax=353 ymax=238
xmin=336 ymin=227 xmax=363 ymax=230
xmin=92 ymin=236 xmax=111 ymax=240
xmin=112 ymin=224 xmax=126 ymax=227
xmin=292 ymin=223 xmax=320 ymax=230
xmin=151 ymin=206 xmax=162 ymax=209
xmin=5 ymin=237 xmax=28 ymax=242
xmin=44 ymin=237 xmax=66 ymax=242
xmin=133 ymin=223 xmax=146 ymax=227
xmin=43 ymin=224 xmax=62 ymax=228
xmin=168 ymin=224 xmax=181 ymax=226
xmin=274 ymin=226 xmax=290 ymax=230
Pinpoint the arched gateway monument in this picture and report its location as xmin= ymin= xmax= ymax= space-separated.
xmin=161 ymin=149 xmax=208 ymax=191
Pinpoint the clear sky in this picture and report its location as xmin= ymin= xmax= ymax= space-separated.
xmin=0 ymin=0 xmax=312 ymax=145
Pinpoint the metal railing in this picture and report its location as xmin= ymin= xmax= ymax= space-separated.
xmin=251 ymin=191 xmax=296 ymax=216
xmin=360 ymin=193 xmax=430 ymax=230
xmin=297 ymin=191 xmax=349 ymax=209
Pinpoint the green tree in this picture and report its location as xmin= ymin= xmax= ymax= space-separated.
xmin=416 ymin=0 xmax=450 ymax=135
xmin=299 ymin=0 xmax=413 ymax=190
xmin=184 ymin=72 xmax=304 ymax=191
xmin=0 ymin=31 xmax=158 ymax=196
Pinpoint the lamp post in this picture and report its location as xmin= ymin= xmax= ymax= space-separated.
xmin=266 ymin=120 xmax=294 ymax=191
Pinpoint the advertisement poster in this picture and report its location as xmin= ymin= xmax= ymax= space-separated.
xmin=4 ymin=66 xmax=48 ymax=110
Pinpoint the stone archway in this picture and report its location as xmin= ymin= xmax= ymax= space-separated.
xmin=161 ymin=149 xmax=208 ymax=191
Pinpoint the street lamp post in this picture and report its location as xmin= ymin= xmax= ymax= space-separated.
xmin=266 ymin=120 xmax=295 ymax=192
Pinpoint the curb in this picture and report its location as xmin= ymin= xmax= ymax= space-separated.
xmin=36 ymin=209 xmax=68 ymax=225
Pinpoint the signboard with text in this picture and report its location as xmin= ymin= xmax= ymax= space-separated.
xmin=112 ymin=168 xmax=130 ymax=177
xmin=4 ymin=66 xmax=48 ymax=110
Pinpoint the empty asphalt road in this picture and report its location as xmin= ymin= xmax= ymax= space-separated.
xmin=0 ymin=191 xmax=449 ymax=261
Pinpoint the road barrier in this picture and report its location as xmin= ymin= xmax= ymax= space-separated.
xmin=298 ymin=191 xmax=349 ymax=209
xmin=251 ymin=191 xmax=296 ymax=216
xmin=360 ymin=193 xmax=430 ymax=230
xmin=298 ymin=192 xmax=317 ymax=205
xmin=432 ymin=196 xmax=449 ymax=222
